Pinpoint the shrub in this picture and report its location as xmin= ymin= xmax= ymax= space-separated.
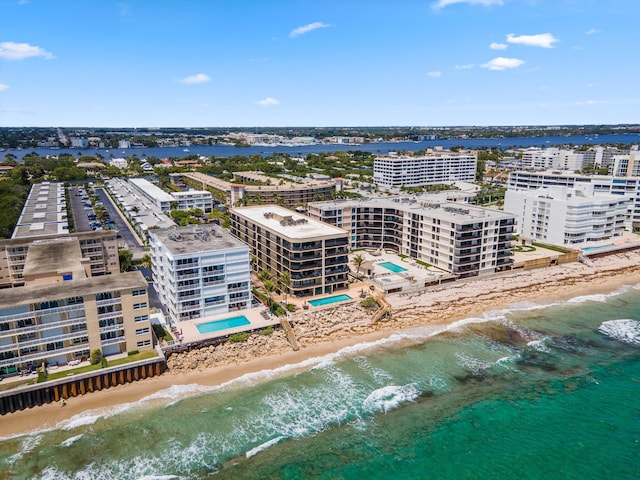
xmin=360 ymin=297 xmax=378 ymax=310
xmin=228 ymin=333 xmax=249 ymax=343
xmin=100 ymin=358 xmax=108 ymax=368
xmin=128 ymin=350 xmax=140 ymax=356
xmin=37 ymin=371 xmax=47 ymax=383
xmin=89 ymin=349 xmax=103 ymax=365
xmin=259 ymin=326 xmax=274 ymax=336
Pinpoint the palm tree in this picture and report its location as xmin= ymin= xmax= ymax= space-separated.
xmin=263 ymin=279 xmax=278 ymax=313
xmin=277 ymin=271 xmax=291 ymax=303
xmin=258 ymin=268 xmax=272 ymax=284
xmin=351 ymin=253 xmax=365 ymax=280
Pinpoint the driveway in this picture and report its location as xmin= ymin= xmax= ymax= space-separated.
xmin=94 ymin=186 xmax=146 ymax=257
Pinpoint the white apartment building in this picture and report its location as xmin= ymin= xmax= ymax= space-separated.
xmin=504 ymin=185 xmax=630 ymax=247
xmin=507 ymin=170 xmax=640 ymax=229
xmin=118 ymin=140 xmax=131 ymax=149
xmin=128 ymin=178 xmax=213 ymax=214
xmin=612 ymin=153 xmax=640 ymax=177
xmin=149 ymin=225 xmax=252 ymax=324
xmin=373 ymin=152 xmax=477 ymax=188
xmin=520 ymin=148 xmax=584 ymax=172
xmin=308 ymin=197 xmax=515 ymax=278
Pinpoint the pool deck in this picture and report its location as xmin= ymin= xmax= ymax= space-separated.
xmin=173 ymin=307 xmax=281 ymax=344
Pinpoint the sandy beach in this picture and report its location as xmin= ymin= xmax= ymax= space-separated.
xmin=2 ymin=250 xmax=640 ymax=438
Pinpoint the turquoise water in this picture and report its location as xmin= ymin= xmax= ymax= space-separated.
xmin=196 ymin=315 xmax=250 ymax=334
xmin=2 ymin=285 xmax=640 ymax=479
xmin=582 ymin=245 xmax=613 ymax=252
xmin=308 ymin=294 xmax=353 ymax=307
xmin=378 ymin=261 xmax=407 ymax=273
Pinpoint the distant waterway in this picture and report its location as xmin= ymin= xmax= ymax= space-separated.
xmin=5 ymin=133 xmax=640 ymax=161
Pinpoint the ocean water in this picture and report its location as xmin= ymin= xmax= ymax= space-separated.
xmin=2 ymin=285 xmax=640 ymax=480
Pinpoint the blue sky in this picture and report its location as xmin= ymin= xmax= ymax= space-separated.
xmin=0 ymin=0 xmax=638 ymax=127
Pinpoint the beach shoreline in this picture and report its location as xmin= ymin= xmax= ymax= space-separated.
xmin=2 ymin=251 xmax=639 ymax=438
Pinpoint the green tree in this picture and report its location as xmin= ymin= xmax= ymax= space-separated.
xmin=119 ymin=249 xmax=134 ymax=272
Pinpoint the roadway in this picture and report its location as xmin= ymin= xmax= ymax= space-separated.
xmin=93 ymin=186 xmax=147 ymax=258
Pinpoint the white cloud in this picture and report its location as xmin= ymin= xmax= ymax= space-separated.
xmin=0 ymin=83 xmax=8 ymax=91
xmin=433 ymin=0 xmax=503 ymax=8
xmin=575 ymin=100 xmax=603 ymax=106
xmin=179 ymin=73 xmax=211 ymax=85
xmin=257 ymin=97 xmax=280 ymax=107
xmin=506 ymin=33 xmax=559 ymax=48
xmin=490 ymin=42 xmax=508 ymax=50
xmin=454 ymin=64 xmax=474 ymax=70
xmin=0 ymin=41 xmax=54 ymax=60
xmin=427 ymin=71 xmax=442 ymax=78
xmin=481 ymin=57 xmax=525 ymax=70
xmin=289 ymin=22 xmax=332 ymax=38
xmin=586 ymin=28 xmax=600 ymax=35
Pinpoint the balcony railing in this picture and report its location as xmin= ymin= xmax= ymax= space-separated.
xmin=0 ymin=330 xmax=88 ymax=354
xmin=0 ymin=344 xmax=89 ymax=369
xmin=0 ymin=304 xmax=84 ymax=323
xmin=96 ymin=297 xmax=122 ymax=307
xmin=101 ymin=336 xmax=126 ymax=347
xmin=0 ymin=316 xmax=87 ymax=338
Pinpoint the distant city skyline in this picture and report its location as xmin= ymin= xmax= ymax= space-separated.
xmin=1 ymin=0 xmax=638 ymax=127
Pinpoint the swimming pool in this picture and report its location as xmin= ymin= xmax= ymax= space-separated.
xmin=196 ymin=315 xmax=251 ymax=334
xmin=308 ymin=294 xmax=353 ymax=307
xmin=378 ymin=261 xmax=407 ymax=273
xmin=582 ymin=244 xmax=613 ymax=252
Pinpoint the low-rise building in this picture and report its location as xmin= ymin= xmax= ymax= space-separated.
xmin=230 ymin=205 xmax=350 ymax=297
xmin=149 ymin=224 xmax=252 ymax=323
xmin=128 ymin=178 xmax=213 ymax=214
xmin=12 ymin=182 xmax=68 ymax=239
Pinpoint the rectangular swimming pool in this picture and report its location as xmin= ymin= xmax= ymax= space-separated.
xmin=196 ymin=315 xmax=251 ymax=334
xmin=378 ymin=261 xmax=407 ymax=273
xmin=308 ymin=294 xmax=353 ymax=307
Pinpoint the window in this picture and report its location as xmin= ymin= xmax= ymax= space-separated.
xmin=132 ymin=289 xmax=146 ymax=297
xmin=133 ymin=302 xmax=147 ymax=310
xmin=135 ymin=327 xmax=150 ymax=336
xmin=136 ymin=340 xmax=151 ymax=347
xmin=134 ymin=314 xmax=148 ymax=323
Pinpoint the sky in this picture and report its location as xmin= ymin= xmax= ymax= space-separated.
xmin=0 ymin=0 xmax=638 ymax=128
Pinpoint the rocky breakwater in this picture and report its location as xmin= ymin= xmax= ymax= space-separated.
xmin=166 ymin=329 xmax=292 ymax=374
xmin=292 ymin=302 xmax=381 ymax=346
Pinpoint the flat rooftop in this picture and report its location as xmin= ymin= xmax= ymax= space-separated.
xmin=0 ymin=270 xmax=148 ymax=307
xmin=129 ymin=178 xmax=174 ymax=202
xmin=312 ymin=197 xmax=512 ymax=222
xmin=23 ymin=237 xmax=85 ymax=278
xmin=232 ymin=205 xmax=348 ymax=239
xmin=151 ymin=224 xmax=247 ymax=255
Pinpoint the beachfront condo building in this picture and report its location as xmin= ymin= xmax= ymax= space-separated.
xmin=308 ymin=197 xmax=515 ymax=278
xmin=507 ymin=170 xmax=640 ymax=230
xmin=171 ymin=171 xmax=341 ymax=208
xmin=230 ymin=205 xmax=350 ymax=297
xmin=373 ymin=151 xmax=477 ymax=188
xmin=504 ymin=185 xmax=630 ymax=247
xmin=0 ymin=230 xmax=120 ymax=288
xmin=0 ymin=237 xmax=153 ymax=377
xmin=149 ymin=224 xmax=252 ymax=324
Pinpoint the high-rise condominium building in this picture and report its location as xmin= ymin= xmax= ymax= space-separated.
xmin=373 ymin=152 xmax=477 ymax=188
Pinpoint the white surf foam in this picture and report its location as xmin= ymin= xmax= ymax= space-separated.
xmin=5 ymin=434 xmax=42 ymax=466
xmin=527 ymin=338 xmax=551 ymax=353
xmin=363 ymin=384 xmax=421 ymax=414
xmin=60 ymin=434 xmax=84 ymax=448
xmin=245 ymin=436 xmax=286 ymax=458
xmin=598 ymin=319 xmax=640 ymax=345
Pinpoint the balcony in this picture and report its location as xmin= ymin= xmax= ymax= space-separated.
xmin=101 ymin=335 xmax=126 ymax=347
xmin=0 ymin=344 xmax=89 ymax=369
xmin=97 ymin=311 xmax=123 ymax=321
xmin=0 ymin=316 xmax=87 ymax=338
xmin=1 ymin=304 xmax=85 ymax=323
xmin=0 ymin=330 xmax=88 ymax=354
xmin=96 ymin=297 xmax=122 ymax=307
xmin=99 ymin=322 xmax=124 ymax=334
